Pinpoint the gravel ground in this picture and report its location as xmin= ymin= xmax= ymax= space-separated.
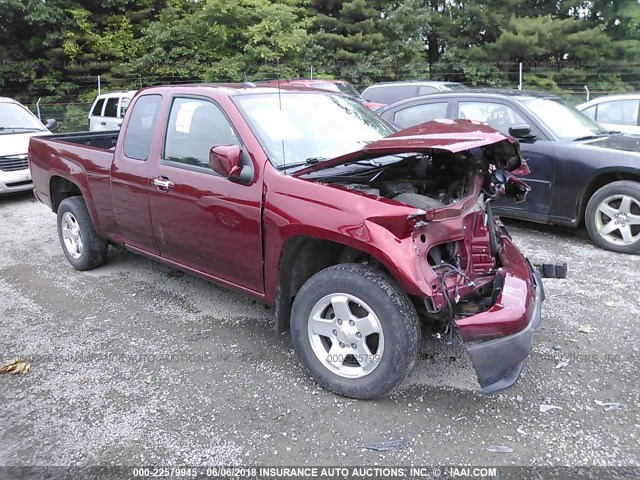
xmin=0 ymin=191 xmax=639 ymax=468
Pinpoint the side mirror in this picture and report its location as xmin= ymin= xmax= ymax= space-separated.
xmin=44 ymin=119 xmax=57 ymax=130
xmin=492 ymin=168 xmax=530 ymax=203
xmin=209 ymin=145 xmax=243 ymax=178
xmin=508 ymin=123 xmax=535 ymax=139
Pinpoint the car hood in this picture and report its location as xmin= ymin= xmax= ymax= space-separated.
xmin=0 ymin=130 xmax=50 ymax=157
xmin=293 ymin=119 xmax=525 ymax=177
xmin=576 ymin=133 xmax=640 ymax=153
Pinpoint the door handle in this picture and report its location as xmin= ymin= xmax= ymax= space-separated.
xmin=153 ymin=177 xmax=174 ymax=191
xmin=100 ymin=121 xmax=106 ymax=125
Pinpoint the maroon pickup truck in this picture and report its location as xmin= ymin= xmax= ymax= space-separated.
xmin=29 ymin=84 xmax=544 ymax=399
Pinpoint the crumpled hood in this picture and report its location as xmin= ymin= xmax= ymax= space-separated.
xmin=0 ymin=130 xmax=50 ymax=157
xmin=293 ymin=119 xmax=525 ymax=177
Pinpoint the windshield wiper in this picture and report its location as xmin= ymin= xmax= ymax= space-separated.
xmin=0 ymin=126 xmax=40 ymax=131
xmin=276 ymin=157 xmax=327 ymax=171
xmin=572 ymin=134 xmax=608 ymax=141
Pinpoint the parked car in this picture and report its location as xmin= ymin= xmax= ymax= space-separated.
xmin=0 ymin=97 xmax=54 ymax=195
xmin=258 ymin=79 xmax=385 ymax=110
xmin=576 ymin=94 xmax=640 ymax=135
xmin=30 ymin=84 xmax=543 ymax=399
xmin=361 ymin=80 xmax=467 ymax=106
xmin=378 ymin=89 xmax=640 ymax=253
xmin=88 ymin=90 xmax=136 ymax=131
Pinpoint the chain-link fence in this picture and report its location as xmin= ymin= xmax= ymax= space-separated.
xmin=5 ymin=61 xmax=639 ymax=133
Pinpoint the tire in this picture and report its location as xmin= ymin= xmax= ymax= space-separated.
xmin=290 ymin=263 xmax=421 ymax=399
xmin=57 ymin=196 xmax=108 ymax=270
xmin=585 ymin=180 xmax=640 ymax=254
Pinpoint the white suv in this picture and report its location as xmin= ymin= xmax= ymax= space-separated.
xmin=0 ymin=97 xmax=54 ymax=194
xmin=88 ymin=90 xmax=136 ymax=131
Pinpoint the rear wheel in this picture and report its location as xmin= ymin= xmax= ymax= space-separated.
xmin=57 ymin=196 xmax=108 ymax=270
xmin=290 ymin=264 xmax=420 ymax=399
xmin=585 ymin=181 xmax=640 ymax=254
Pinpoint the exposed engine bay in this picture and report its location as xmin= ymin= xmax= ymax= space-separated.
xmin=303 ymin=141 xmax=524 ymax=211
xmin=312 ymin=152 xmax=472 ymax=209
xmin=300 ymin=143 xmax=529 ymax=328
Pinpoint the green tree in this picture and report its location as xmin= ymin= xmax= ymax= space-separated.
xmin=131 ymin=0 xmax=310 ymax=82
xmin=307 ymin=0 xmax=390 ymax=82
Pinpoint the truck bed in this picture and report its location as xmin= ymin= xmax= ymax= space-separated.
xmin=29 ymin=131 xmax=119 ymax=238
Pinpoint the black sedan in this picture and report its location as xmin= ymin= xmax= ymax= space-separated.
xmin=378 ymin=89 xmax=640 ymax=254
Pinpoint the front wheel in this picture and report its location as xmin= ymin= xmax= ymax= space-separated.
xmin=585 ymin=181 xmax=640 ymax=254
xmin=290 ymin=264 xmax=421 ymax=399
xmin=57 ymin=196 xmax=108 ymax=270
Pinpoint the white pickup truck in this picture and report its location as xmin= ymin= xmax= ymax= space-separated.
xmin=0 ymin=97 xmax=55 ymax=194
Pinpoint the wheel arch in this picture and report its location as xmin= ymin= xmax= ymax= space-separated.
xmin=273 ymin=235 xmax=397 ymax=334
xmin=49 ymin=174 xmax=104 ymax=237
xmin=50 ymin=175 xmax=82 ymax=213
xmin=578 ymin=169 xmax=640 ymax=226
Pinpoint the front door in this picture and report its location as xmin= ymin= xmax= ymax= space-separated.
xmin=147 ymin=96 xmax=264 ymax=293
xmin=456 ymin=100 xmax=555 ymax=217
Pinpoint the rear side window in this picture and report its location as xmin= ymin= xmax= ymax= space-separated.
xmin=363 ymin=85 xmax=418 ymax=104
xmin=123 ymin=95 xmax=162 ymax=160
xmin=394 ymin=102 xmax=448 ymax=128
xmin=91 ymin=98 xmax=105 ymax=116
xmin=164 ymin=97 xmax=239 ymax=170
xmin=104 ymin=97 xmax=118 ymax=117
xmin=596 ymin=99 xmax=640 ymax=126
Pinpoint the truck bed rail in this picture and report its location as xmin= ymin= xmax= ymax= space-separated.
xmin=46 ymin=131 xmax=119 ymax=150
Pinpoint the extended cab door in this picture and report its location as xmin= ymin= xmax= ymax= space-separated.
xmin=110 ymin=94 xmax=163 ymax=254
xmin=147 ymin=95 xmax=264 ymax=293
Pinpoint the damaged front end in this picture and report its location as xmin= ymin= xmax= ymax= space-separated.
xmin=295 ymin=120 xmax=544 ymax=394
xmin=407 ymin=177 xmax=544 ymax=394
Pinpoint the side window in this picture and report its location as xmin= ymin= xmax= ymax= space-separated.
xmin=458 ymin=101 xmax=525 ymax=135
xmin=365 ymin=86 xmax=418 ymax=104
xmin=383 ymin=86 xmax=419 ymax=104
xmin=119 ymin=97 xmax=131 ymax=118
xmin=417 ymin=86 xmax=437 ymax=95
xmin=596 ymin=99 xmax=640 ymax=125
xmin=91 ymin=98 xmax=105 ymax=116
xmin=164 ymin=97 xmax=239 ymax=170
xmin=394 ymin=102 xmax=448 ymax=128
xmin=581 ymin=105 xmax=596 ymax=120
xmin=123 ymin=94 xmax=162 ymax=161
xmin=104 ymin=97 xmax=118 ymax=118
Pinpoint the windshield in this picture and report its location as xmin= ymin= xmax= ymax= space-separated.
xmin=522 ymin=98 xmax=607 ymax=140
xmin=0 ymin=102 xmax=44 ymax=130
xmin=235 ymin=92 xmax=394 ymax=167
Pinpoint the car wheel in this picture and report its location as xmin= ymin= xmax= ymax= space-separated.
xmin=290 ymin=263 xmax=421 ymax=399
xmin=585 ymin=180 xmax=640 ymax=254
xmin=57 ymin=196 xmax=108 ymax=270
